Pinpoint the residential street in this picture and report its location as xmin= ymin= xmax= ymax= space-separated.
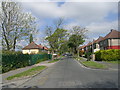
xmin=17 ymin=57 xmax=118 ymax=88
xmin=3 ymin=57 xmax=118 ymax=88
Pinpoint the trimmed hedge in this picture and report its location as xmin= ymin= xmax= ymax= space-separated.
xmin=2 ymin=51 xmax=52 ymax=73
xmin=95 ymin=49 xmax=120 ymax=61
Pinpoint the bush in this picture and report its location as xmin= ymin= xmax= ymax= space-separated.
xmin=95 ymin=49 xmax=120 ymax=61
xmin=2 ymin=51 xmax=52 ymax=73
xmin=84 ymin=52 xmax=92 ymax=58
xmin=84 ymin=52 xmax=92 ymax=61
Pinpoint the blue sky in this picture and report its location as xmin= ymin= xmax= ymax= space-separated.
xmin=17 ymin=1 xmax=118 ymax=49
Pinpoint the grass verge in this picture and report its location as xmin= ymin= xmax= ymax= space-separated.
xmin=76 ymin=57 xmax=85 ymax=61
xmin=80 ymin=61 xmax=107 ymax=69
xmin=6 ymin=66 xmax=47 ymax=80
xmin=105 ymin=61 xmax=120 ymax=64
xmin=48 ymin=59 xmax=59 ymax=63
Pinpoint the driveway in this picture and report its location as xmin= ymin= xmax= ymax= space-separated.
xmin=2 ymin=57 xmax=118 ymax=88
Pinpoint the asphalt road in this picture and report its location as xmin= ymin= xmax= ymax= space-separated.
xmin=15 ymin=57 xmax=118 ymax=88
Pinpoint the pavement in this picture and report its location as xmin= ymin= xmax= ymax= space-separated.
xmin=1 ymin=57 xmax=118 ymax=88
xmin=1 ymin=60 xmax=57 ymax=84
xmin=95 ymin=61 xmax=118 ymax=70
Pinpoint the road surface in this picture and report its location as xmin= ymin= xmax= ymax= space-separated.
xmin=17 ymin=57 xmax=118 ymax=88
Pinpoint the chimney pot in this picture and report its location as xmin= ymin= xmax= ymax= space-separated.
xmin=111 ymin=29 xmax=114 ymax=32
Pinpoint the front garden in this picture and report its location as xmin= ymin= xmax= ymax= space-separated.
xmin=76 ymin=49 xmax=120 ymax=69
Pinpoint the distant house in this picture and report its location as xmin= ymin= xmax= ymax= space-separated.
xmin=86 ymin=42 xmax=92 ymax=52
xmin=79 ymin=29 xmax=120 ymax=53
xmin=93 ymin=36 xmax=104 ymax=52
xmin=79 ymin=45 xmax=86 ymax=52
xmin=22 ymin=42 xmax=49 ymax=54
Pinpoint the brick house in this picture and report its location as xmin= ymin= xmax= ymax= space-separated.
xmin=79 ymin=29 xmax=120 ymax=53
xmin=93 ymin=36 xmax=104 ymax=52
xmin=99 ymin=29 xmax=120 ymax=50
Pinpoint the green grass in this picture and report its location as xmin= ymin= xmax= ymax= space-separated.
xmin=80 ymin=61 xmax=107 ymax=69
xmin=59 ymin=56 xmax=64 ymax=59
xmin=48 ymin=59 xmax=59 ymax=63
xmin=105 ymin=61 xmax=120 ymax=64
xmin=76 ymin=57 xmax=83 ymax=61
xmin=6 ymin=66 xmax=47 ymax=80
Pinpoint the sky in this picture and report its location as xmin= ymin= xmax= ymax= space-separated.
xmin=16 ymin=1 xmax=118 ymax=50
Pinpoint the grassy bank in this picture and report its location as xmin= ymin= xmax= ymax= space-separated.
xmin=80 ymin=61 xmax=107 ymax=69
xmin=76 ymin=57 xmax=85 ymax=61
xmin=6 ymin=66 xmax=47 ymax=80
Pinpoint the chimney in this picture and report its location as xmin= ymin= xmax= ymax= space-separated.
xmin=111 ymin=29 xmax=114 ymax=32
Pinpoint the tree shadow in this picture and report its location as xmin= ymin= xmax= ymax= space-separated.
xmin=76 ymin=80 xmax=118 ymax=88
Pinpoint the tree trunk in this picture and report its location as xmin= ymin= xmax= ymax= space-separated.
xmin=72 ymin=48 xmax=75 ymax=56
xmin=2 ymin=23 xmax=10 ymax=50
xmin=77 ymin=49 xmax=79 ymax=57
xmin=13 ymin=37 xmax=17 ymax=51
xmin=52 ymin=50 xmax=54 ymax=61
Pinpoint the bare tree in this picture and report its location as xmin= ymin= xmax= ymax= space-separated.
xmin=0 ymin=1 xmax=37 ymax=51
xmin=53 ymin=17 xmax=65 ymax=29
xmin=71 ymin=26 xmax=88 ymax=38
xmin=45 ymin=25 xmax=53 ymax=37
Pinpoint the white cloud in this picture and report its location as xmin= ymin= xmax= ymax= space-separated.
xmin=21 ymin=2 xmax=117 ymax=25
xmin=64 ymin=22 xmax=80 ymax=30
xmin=17 ymin=2 xmax=118 ymax=48
xmin=84 ymin=20 xmax=118 ymax=44
xmin=86 ymin=20 xmax=118 ymax=36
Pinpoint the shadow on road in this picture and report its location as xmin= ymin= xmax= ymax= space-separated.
xmin=2 ymin=80 xmax=118 ymax=89
xmin=76 ymin=80 xmax=118 ymax=88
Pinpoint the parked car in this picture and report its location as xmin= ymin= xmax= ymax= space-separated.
xmin=67 ymin=53 xmax=72 ymax=56
xmin=62 ymin=53 xmax=72 ymax=57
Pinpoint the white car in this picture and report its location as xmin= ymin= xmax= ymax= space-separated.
xmin=53 ymin=53 xmax=57 ymax=56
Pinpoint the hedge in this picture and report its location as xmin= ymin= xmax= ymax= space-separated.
xmin=95 ymin=49 xmax=120 ymax=61
xmin=84 ymin=52 xmax=92 ymax=58
xmin=2 ymin=51 xmax=52 ymax=73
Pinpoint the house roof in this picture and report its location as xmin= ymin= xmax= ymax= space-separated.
xmin=79 ymin=45 xmax=86 ymax=49
xmin=43 ymin=46 xmax=49 ymax=50
xmin=38 ymin=44 xmax=44 ymax=49
xmin=103 ymin=29 xmax=120 ymax=40
xmin=79 ymin=29 xmax=120 ymax=49
xmin=86 ymin=42 xmax=92 ymax=46
xmin=93 ymin=36 xmax=104 ymax=43
xmin=22 ymin=42 xmax=40 ymax=50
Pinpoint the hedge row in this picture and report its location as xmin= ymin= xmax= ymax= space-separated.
xmin=95 ymin=49 xmax=120 ymax=61
xmin=2 ymin=52 xmax=52 ymax=73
